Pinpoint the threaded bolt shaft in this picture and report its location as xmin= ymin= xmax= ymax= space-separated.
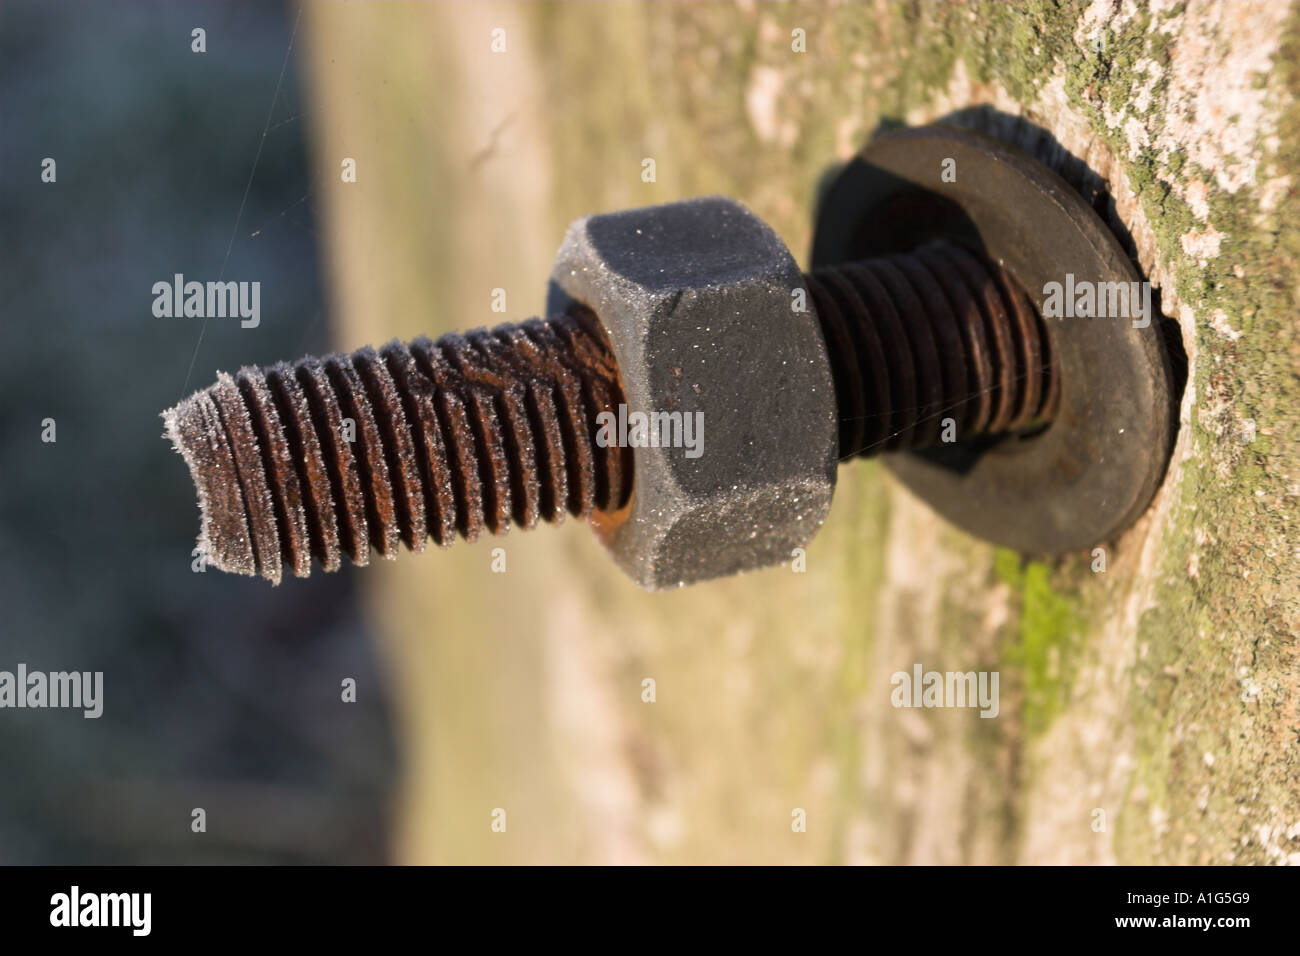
xmin=807 ymin=239 xmax=1057 ymax=460
xmin=164 ymin=240 xmax=1054 ymax=583
xmin=165 ymin=308 xmax=631 ymax=584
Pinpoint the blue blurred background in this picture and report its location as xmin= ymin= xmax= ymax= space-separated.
xmin=0 ymin=0 xmax=397 ymax=863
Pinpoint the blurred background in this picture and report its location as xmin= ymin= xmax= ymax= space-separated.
xmin=1 ymin=0 xmax=1296 ymax=865
xmin=0 ymin=1 xmax=396 ymax=863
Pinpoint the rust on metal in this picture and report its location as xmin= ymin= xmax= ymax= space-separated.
xmin=164 ymin=309 xmax=631 ymax=584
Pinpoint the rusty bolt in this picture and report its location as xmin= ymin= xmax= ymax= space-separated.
xmin=163 ymin=195 xmax=1051 ymax=589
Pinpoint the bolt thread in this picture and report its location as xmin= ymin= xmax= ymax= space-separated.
xmin=164 ymin=308 xmax=631 ymax=584
xmin=807 ymin=239 xmax=1058 ymax=459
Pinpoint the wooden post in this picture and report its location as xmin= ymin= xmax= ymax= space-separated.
xmin=303 ymin=1 xmax=1300 ymax=865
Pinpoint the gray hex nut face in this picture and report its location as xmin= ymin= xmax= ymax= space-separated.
xmin=545 ymin=196 xmax=838 ymax=589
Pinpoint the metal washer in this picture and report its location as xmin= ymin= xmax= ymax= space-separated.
xmin=811 ymin=124 xmax=1175 ymax=555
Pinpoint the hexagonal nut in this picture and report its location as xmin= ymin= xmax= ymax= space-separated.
xmin=545 ymin=196 xmax=838 ymax=589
